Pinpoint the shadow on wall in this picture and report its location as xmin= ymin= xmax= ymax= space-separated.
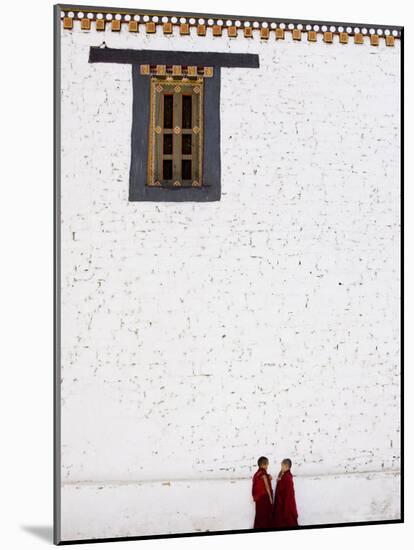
xmin=21 ymin=525 xmax=53 ymax=543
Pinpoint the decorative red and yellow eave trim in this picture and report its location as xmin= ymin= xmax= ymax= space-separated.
xmin=58 ymin=5 xmax=402 ymax=47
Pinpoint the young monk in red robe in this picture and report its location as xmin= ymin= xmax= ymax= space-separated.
xmin=252 ymin=456 xmax=273 ymax=529
xmin=273 ymin=458 xmax=299 ymax=528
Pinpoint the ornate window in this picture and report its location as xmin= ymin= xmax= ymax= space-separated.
xmin=88 ymin=47 xmax=260 ymax=202
xmin=146 ymin=69 xmax=208 ymax=188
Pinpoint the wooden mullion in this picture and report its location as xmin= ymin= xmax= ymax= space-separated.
xmin=172 ymin=91 xmax=182 ymax=183
xmin=191 ymin=85 xmax=202 ymax=184
xmin=153 ymin=84 xmax=164 ymax=184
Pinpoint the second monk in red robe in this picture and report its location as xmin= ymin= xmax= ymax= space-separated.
xmin=273 ymin=458 xmax=299 ymax=528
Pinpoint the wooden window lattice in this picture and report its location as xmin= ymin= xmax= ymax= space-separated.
xmin=147 ymin=77 xmax=204 ymax=188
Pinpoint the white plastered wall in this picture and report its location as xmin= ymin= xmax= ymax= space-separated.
xmin=59 ymin=19 xmax=401 ymax=540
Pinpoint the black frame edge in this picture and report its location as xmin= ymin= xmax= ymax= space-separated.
xmin=399 ymin=25 xmax=404 ymax=525
xmin=58 ymin=519 xmax=403 ymax=545
xmin=54 ymin=3 xmax=62 ymax=546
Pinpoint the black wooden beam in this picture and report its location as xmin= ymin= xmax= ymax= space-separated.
xmin=89 ymin=47 xmax=260 ymax=68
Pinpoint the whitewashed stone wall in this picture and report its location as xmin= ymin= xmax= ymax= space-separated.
xmin=59 ymin=20 xmax=401 ymax=541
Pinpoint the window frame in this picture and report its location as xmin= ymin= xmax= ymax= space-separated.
xmin=148 ymin=77 xmax=204 ymax=188
xmin=129 ymin=64 xmax=222 ymax=202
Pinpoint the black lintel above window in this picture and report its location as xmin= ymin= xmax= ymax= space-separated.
xmin=88 ymin=47 xmax=260 ymax=69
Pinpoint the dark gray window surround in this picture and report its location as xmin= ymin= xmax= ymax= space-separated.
xmin=89 ymin=47 xmax=260 ymax=202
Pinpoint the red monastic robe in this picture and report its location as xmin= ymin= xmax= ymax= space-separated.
xmin=273 ymin=470 xmax=298 ymax=528
xmin=252 ymin=467 xmax=273 ymax=529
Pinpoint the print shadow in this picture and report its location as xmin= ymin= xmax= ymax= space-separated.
xmin=21 ymin=525 xmax=53 ymax=543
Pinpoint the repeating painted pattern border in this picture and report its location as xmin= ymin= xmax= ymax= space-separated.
xmin=59 ymin=3 xmax=403 ymax=46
